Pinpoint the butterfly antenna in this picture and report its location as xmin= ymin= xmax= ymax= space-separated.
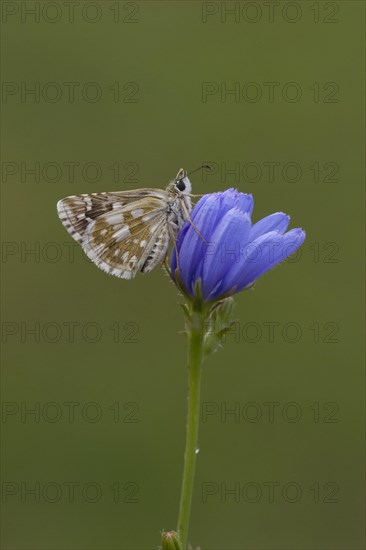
xmin=186 ymin=163 xmax=213 ymax=178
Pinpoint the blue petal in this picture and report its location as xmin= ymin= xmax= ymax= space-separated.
xmin=219 ymin=189 xmax=253 ymax=216
xmin=170 ymin=212 xmax=195 ymax=275
xmin=174 ymin=194 xmax=222 ymax=293
xmin=186 ymin=193 xmax=211 ymax=222
xmin=219 ymin=230 xmax=274 ymax=294
xmin=236 ymin=193 xmax=254 ymax=216
xmin=201 ymin=209 xmax=252 ymax=300
xmin=171 ymin=194 xmax=214 ymax=276
xmin=233 ymin=228 xmax=306 ymax=290
xmin=249 ymin=212 xmax=290 ymax=241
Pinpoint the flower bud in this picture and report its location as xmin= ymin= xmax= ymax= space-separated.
xmin=161 ymin=530 xmax=182 ymax=550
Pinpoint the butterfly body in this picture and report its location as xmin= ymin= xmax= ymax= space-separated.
xmin=57 ymin=169 xmax=192 ymax=279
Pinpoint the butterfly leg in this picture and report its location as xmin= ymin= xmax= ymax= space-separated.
xmin=167 ymin=224 xmax=181 ymax=272
xmin=180 ymin=200 xmax=207 ymax=244
xmin=161 ymin=225 xmax=181 ymax=285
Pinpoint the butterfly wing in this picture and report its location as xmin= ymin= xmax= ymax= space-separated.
xmin=57 ymin=191 xmax=170 ymax=279
xmin=140 ymin=225 xmax=170 ymax=274
xmin=57 ymin=190 xmax=167 ymax=243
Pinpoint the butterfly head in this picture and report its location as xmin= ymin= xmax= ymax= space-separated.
xmin=172 ymin=168 xmax=192 ymax=195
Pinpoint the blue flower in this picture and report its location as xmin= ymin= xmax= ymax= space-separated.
xmin=170 ymin=189 xmax=306 ymax=302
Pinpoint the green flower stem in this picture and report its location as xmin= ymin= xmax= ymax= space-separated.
xmin=177 ymin=306 xmax=205 ymax=549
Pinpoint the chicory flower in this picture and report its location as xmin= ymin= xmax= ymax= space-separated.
xmin=170 ymin=188 xmax=305 ymax=302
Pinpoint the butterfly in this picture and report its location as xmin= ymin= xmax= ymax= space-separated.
xmin=57 ymin=168 xmax=194 ymax=279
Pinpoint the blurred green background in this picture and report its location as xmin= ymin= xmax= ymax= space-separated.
xmin=1 ymin=1 xmax=364 ymax=549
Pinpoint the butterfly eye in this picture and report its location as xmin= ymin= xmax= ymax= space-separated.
xmin=176 ymin=180 xmax=186 ymax=191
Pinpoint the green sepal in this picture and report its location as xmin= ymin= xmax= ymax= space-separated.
xmin=179 ymin=303 xmax=191 ymax=320
xmin=203 ymin=320 xmax=237 ymax=356
xmin=202 ymin=297 xmax=236 ymax=357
